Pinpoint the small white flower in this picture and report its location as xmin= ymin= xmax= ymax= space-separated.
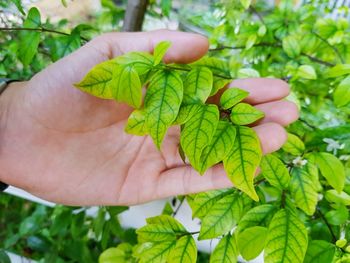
xmin=292 ymin=156 xmax=308 ymax=167
xmin=339 ymin=155 xmax=350 ymax=161
xmin=323 ymin=138 xmax=345 ymax=155
xmin=305 ymin=97 xmax=311 ymax=105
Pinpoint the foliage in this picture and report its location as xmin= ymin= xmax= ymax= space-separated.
xmin=1 ymin=0 xmax=350 ymax=263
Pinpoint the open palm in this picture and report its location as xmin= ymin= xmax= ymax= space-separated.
xmin=1 ymin=30 xmax=298 ymax=206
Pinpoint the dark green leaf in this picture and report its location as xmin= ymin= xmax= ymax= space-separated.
xmin=304 ymin=240 xmax=335 ymax=263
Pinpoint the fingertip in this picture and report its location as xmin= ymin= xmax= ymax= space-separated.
xmin=254 ymin=122 xmax=287 ymax=154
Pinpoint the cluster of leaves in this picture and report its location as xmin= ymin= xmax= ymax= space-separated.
xmin=76 ymin=40 xmax=265 ymax=201
xmin=0 ymin=194 xmax=134 ymax=263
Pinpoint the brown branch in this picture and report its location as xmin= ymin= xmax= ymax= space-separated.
xmin=163 ymin=65 xmax=233 ymax=80
xmin=122 ymin=0 xmax=149 ymax=32
xmin=0 ymin=27 xmax=89 ymax=42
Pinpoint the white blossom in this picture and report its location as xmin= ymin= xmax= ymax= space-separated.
xmin=323 ymin=138 xmax=345 ymax=155
xmin=292 ymin=156 xmax=308 ymax=167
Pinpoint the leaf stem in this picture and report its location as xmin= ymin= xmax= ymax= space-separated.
xmin=0 ymin=27 xmax=89 ymax=42
xmin=172 ymin=198 xmax=185 ymax=217
xmin=316 ymin=208 xmax=338 ymax=243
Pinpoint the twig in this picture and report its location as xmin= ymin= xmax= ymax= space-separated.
xmin=0 ymin=27 xmax=89 ymax=42
xmin=299 ymin=118 xmax=317 ymax=129
xmin=249 ymin=5 xmax=265 ymax=25
xmin=313 ymin=32 xmax=345 ymax=63
xmin=172 ymin=198 xmax=185 ymax=217
xmin=301 ymin=52 xmax=335 ymax=67
xmin=316 ymin=208 xmax=337 ymax=242
xmin=163 ymin=65 xmax=233 ymax=80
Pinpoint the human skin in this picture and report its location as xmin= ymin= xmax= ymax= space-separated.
xmin=0 ymin=30 xmax=298 ymax=206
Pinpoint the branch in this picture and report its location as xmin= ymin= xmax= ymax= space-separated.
xmin=162 ymin=65 xmax=233 ymax=80
xmin=249 ymin=5 xmax=265 ymax=25
xmin=0 ymin=27 xmax=89 ymax=42
xmin=316 ymin=208 xmax=337 ymax=243
xmin=172 ymin=198 xmax=185 ymax=217
xmin=209 ymin=43 xmax=334 ymax=67
xmin=122 ymin=0 xmax=149 ymax=32
xmin=313 ymin=32 xmax=345 ymax=63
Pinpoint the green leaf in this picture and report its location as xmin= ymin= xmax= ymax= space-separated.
xmin=312 ymin=152 xmax=345 ymax=192
xmin=240 ymin=0 xmax=252 ymax=9
xmin=0 ymin=250 xmax=11 ymax=263
xmin=161 ymin=202 xmax=173 ymax=216
xmin=191 ymin=57 xmax=232 ymax=95
xmin=134 ymin=241 xmax=175 ymax=263
xmin=115 ymin=51 xmax=154 ymax=75
xmin=199 ymin=192 xmax=243 ymax=240
xmin=325 ymin=205 xmax=349 ymax=225
xmin=125 ymin=109 xmax=148 ymax=135
xmin=260 ymin=154 xmax=290 ymax=190
xmin=111 ymin=65 xmax=142 ymax=108
xmin=324 ymin=64 xmax=350 ymax=78
xmin=325 ymin=189 xmax=350 ymax=206
xmin=219 ymin=88 xmax=249 ymax=110
xmin=168 ymin=235 xmax=197 ymax=263
xmin=75 ymin=60 xmax=118 ymax=99
xmin=223 ymin=126 xmax=262 ymax=201
xmin=282 ymin=35 xmax=301 ymax=58
xmin=180 ymin=104 xmax=219 ymax=170
xmin=334 ymin=76 xmax=350 ymax=107
xmin=136 ymin=224 xmax=177 ymax=243
xmin=290 ymin=166 xmax=318 ymax=215
xmin=199 ymin=121 xmax=236 ymax=174
xmin=161 ymin=0 xmax=172 ymax=16
xmin=99 ymin=243 xmax=135 ymax=263
xmin=146 ymin=215 xmax=187 ymax=233
xmin=282 ymin=133 xmax=305 ymax=156
xmin=18 ymin=7 xmax=41 ymax=65
xmin=153 ymin=41 xmax=171 ymax=66
xmin=187 ymin=189 xmax=232 ymax=219
xmin=245 ymin=34 xmax=257 ymax=50
xmin=230 ymin=103 xmax=264 ymax=125
xmin=304 ymin=240 xmax=335 ymax=263
xmin=297 ymin=65 xmax=317 ymax=80
xmin=237 ymin=68 xmax=260 ymax=78
xmin=210 ymin=234 xmax=237 ymax=263
xmin=264 ymin=209 xmax=308 ymax=263
xmin=183 ymin=67 xmax=213 ymax=104
xmin=237 ymin=204 xmax=276 ymax=232
xmin=144 ymin=70 xmax=183 ymax=149
xmin=237 ymin=226 xmax=268 ymax=261
xmin=173 ymin=104 xmax=202 ymax=125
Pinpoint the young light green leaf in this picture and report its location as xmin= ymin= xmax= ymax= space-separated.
xmin=325 ymin=189 xmax=350 ymax=206
xmin=223 ymin=126 xmax=262 ymax=201
xmin=264 ymin=209 xmax=308 ymax=263
xmin=282 ymin=35 xmax=301 ymax=58
xmin=111 ymin=65 xmax=142 ymax=108
xmin=210 ymin=234 xmax=237 ymax=263
xmin=153 ymin=41 xmax=171 ymax=66
xmin=146 ymin=215 xmax=187 ymax=233
xmin=311 ymin=152 xmax=345 ymax=192
xmin=173 ymin=104 xmax=202 ymax=125
xmin=180 ymin=104 xmax=219 ymax=170
xmin=199 ymin=121 xmax=236 ymax=174
xmin=191 ymin=57 xmax=232 ymax=95
xmin=10 ymin=0 xmax=25 ymax=15
xmin=18 ymin=7 xmax=41 ymax=65
xmin=187 ymin=189 xmax=233 ymax=219
xmin=237 ymin=68 xmax=260 ymax=78
xmin=324 ymin=64 xmax=350 ymax=78
xmin=260 ymin=154 xmax=290 ymax=190
xmin=199 ymin=192 xmax=243 ymax=240
xmin=134 ymin=241 xmax=175 ymax=263
xmin=75 ymin=60 xmax=119 ymax=99
xmin=290 ymin=166 xmax=318 ymax=215
xmin=282 ymin=133 xmax=305 ymax=155
xmin=144 ymin=70 xmax=183 ymax=149
xmin=115 ymin=51 xmax=154 ymax=75
xmin=168 ymin=235 xmax=197 ymax=263
xmin=99 ymin=243 xmax=135 ymax=263
xmin=245 ymin=34 xmax=257 ymax=50
xmin=220 ymin=88 xmax=249 ymax=110
xmin=304 ymin=240 xmax=336 ymax=263
xmin=230 ymin=103 xmax=264 ymax=125
xmin=136 ymin=224 xmax=177 ymax=243
xmin=240 ymin=0 xmax=252 ymax=9
xmin=237 ymin=226 xmax=268 ymax=261
xmin=334 ymin=75 xmax=350 ymax=107
xmin=125 ymin=110 xmax=148 ymax=136
xmin=325 ymin=205 xmax=348 ymax=225
xmin=237 ymin=204 xmax=276 ymax=232
xmin=297 ymin=65 xmax=317 ymax=80
xmin=183 ymin=67 xmax=213 ymax=104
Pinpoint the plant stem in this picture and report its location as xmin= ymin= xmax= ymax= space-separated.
xmin=316 ymin=208 xmax=338 ymax=243
xmin=209 ymin=43 xmax=335 ymax=67
xmin=0 ymin=27 xmax=89 ymax=42
xmin=172 ymin=198 xmax=185 ymax=217
xmin=313 ymin=32 xmax=345 ymax=64
xmin=163 ymin=65 xmax=233 ymax=80
xmin=249 ymin=5 xmax=265 ymax=25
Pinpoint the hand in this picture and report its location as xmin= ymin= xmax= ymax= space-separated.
xmin=0 ymin=30 xmax=298 ymax=206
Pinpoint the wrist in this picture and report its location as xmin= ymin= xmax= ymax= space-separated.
xmin=0 ymin=81 xmax=27 ymax=185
